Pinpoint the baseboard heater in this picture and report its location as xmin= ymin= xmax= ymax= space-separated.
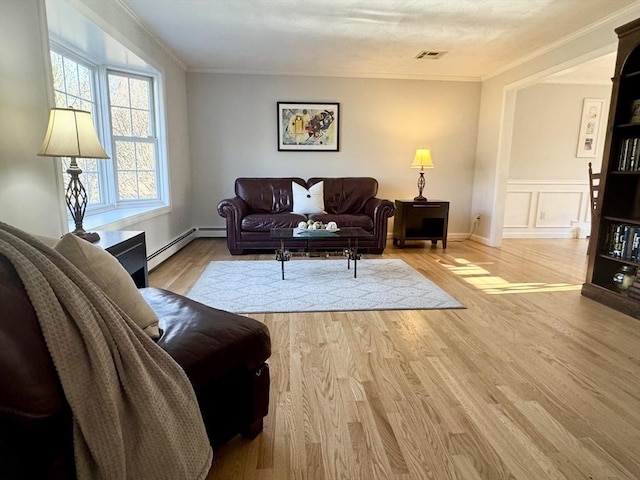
xmin=147 ymin=228 xmax=197 ymax=261
xmin=196 ymin=226 xmax=227 ymax=238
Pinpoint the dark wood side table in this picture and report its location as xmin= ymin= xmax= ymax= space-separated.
xmin=392 ymin=200 xmax=449 ymax=249
xmin=95 ymin=231 xmax=149 ymax=287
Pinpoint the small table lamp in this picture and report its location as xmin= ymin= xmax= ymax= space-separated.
xmin=38 ymin=108 xmax=109 ymax=242
xmin=410 ymin=148 xmax=434 ymax=201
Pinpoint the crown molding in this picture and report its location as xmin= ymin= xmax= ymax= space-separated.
xmin=187 ymin=67 xmax=481 ymax=83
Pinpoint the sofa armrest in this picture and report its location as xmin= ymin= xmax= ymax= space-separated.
xmin=217 ymin=196 xmax=249 ymax=222
xmin=364 ymin=197 xmax=395 ymax=225
xmin=217 ymin=197 xmax=250 ymax=254
xmin=364 ymin=197 xmax=395 ymax=252
xmin=142 ymin=287 xmax=271 ymax=387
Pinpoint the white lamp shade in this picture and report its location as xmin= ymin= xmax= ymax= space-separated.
xmin=38 ymin=108 xmax=109 ymax=159
xmin=410 ymin=148 xmax=434 ymax=169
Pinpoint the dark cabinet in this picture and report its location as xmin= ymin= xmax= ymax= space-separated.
xmin=582 ymin=18 xmax=640 ymax=319
xmin=95 ymin=231 xmax=149 ymax=288
xmin=392 ymin=200 xmax=449 ymax=248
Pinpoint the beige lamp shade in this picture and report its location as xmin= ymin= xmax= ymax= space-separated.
xmin=410 ymin=148 xmax=434 ymax=169
xmin=38 ymin=108 xmax=109 ymax=159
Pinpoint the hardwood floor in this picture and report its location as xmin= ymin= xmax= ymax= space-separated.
xmin=149 ymin=237 xmax=640 ymax=480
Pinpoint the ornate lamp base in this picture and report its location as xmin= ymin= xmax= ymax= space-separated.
xmin=66 ymin=159 xmax=100 ymax=243
xmin=75 ymin=231 xmax=100 ymax=243
xmin=414 ymin=171 xmax=427 ymax=201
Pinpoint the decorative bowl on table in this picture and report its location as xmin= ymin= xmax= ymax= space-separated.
xmin=294 ymin=220 xmax=339 ymax=235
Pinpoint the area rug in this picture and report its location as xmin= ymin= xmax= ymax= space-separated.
xmin=187 ymin=259 xmax=464 ymax=314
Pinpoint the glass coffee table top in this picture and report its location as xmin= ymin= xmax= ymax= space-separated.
xmin=270 ymin=227 xmax=373 ymax=279
xmin=270 ymin=227 xmax=373 ymax=240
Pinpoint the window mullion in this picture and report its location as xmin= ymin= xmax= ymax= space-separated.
xmin=99 ymin=63 xmax=118 ymax=206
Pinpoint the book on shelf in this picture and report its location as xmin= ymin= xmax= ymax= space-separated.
xmin=604 ymin=223 xmax=640 ymax=261
xmin=617 ymin=137 xmax=639 ymax=171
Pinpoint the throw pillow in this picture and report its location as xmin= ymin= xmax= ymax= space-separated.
xmin=54 ymin=233 xmax=160 ymax=339
xmin=292 ymin=181 xmax=325 ymax=215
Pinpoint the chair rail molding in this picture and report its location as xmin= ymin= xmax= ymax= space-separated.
xmin=503 ymin=179 xmax=590 ymax=238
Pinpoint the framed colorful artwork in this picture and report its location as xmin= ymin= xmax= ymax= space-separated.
xmin=277 ymin=102 xmax=340 ymax=151
xmin=576 ymin=98 xmax=604 ymax=158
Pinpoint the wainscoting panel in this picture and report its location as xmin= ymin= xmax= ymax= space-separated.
xmin=504 ymin=180 xmax=590 ymax=238
xmin=503 ymin=191 xmax=533 ymax=228
xmin=534 ymin=191 xmax=584 ymax=228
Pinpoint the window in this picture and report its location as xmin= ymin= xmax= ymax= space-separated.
xmin=107 ymin=72 xmax=159 ymax=202
xmin=49 ymin=44 xmax=167 ymax=226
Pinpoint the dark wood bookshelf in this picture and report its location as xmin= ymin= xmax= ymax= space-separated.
xmin=582 ymin=18 xmax=640 ymax=319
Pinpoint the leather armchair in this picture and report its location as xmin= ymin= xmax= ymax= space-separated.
xmin=0 ymin=255 xmax=271 ymax=479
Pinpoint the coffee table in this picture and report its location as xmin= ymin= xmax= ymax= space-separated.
xmin=270 ymin=227 xmax=374 ymax=280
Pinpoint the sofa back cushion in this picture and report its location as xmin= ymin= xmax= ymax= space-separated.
xmin=235 ymin=177 xmax=306 ymax=213
xmin=308 ymin=177 xmax=378 ymax=214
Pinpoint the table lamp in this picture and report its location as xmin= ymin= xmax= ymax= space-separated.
xmin=410 ymin=148 xmax=434 ymax=201
xmin=38 ymin=108 xmax=109 ymax=242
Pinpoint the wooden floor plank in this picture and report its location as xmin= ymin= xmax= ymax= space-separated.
xmin=149 ymin=237 xmax=640 ymax=480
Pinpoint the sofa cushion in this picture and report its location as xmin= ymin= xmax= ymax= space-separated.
xmin=292 ymin=181 xmax=326 ymax=215
xmin=54 ymin=233 xmax=161 ymax=339
xmin=308 ymin=177 xmax=378 ymax=214
xmin=309 ymin=213 xmax=374 ymax=231
xmin=236 ymin=177 xmax=306 ymax=213
xmin=142 ymin=288 xmax=271 ymax=389
xmin=242 ymin=212 xmax=307 ymax=232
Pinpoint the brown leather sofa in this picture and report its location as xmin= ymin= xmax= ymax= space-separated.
xmin=217 ymin=177 xmax=395 ymax=254
xmin=0 ymin=255 xmax=271 ymax=479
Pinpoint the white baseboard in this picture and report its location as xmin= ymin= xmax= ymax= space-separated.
xmin=469 ymin=233 xmax=491 ymax=245
xmin=502 ymin=230 xmax=577 ymax=239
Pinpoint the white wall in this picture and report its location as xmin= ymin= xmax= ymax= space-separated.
xmin=510 ymin=83 xmax=611 ymax=180
xmin=0 ymin=0 xmax=193 ymax=266
xmin=187 ymin=73 xmax=481 ymax=237
xmin=0 ymin=0 xmax=64 ymax=235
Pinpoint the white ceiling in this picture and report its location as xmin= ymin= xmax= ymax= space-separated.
xmin=117 ymin=0 xmax=639 ymax=81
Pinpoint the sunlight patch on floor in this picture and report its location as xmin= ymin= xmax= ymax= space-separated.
xmin=440 ymin=258 xmax=581 ymax=295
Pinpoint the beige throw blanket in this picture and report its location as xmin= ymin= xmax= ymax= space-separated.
xmin=0 ymin=222 xmax=212 ymax=480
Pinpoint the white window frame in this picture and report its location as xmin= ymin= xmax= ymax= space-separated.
xmin=48 ymin=40 xmax=170 ymax=230
xmin=105 ymin=69 xmax=164 ymax=205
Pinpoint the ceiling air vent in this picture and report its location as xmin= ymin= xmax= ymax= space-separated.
xmin=415 ymin=50 xmax=446 ymax=60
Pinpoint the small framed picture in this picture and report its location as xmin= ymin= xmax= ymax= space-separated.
xmin=576 ymin=98 xmax=604 ymax=158
xmin=630 ymin=99 xmax=640 ymax=124
xmin=277 ymin=102 xmax=339 ymax=151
